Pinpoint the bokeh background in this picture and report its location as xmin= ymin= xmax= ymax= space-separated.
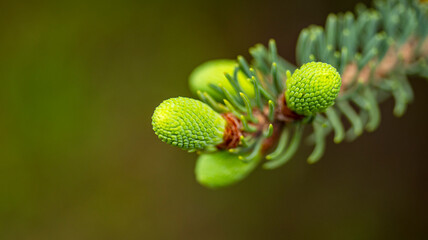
xmin=1 ymin=0 xmax=427 ymax=239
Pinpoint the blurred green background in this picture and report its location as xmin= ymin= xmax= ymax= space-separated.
xmin=1 ymin=0 xmax=427 ymax=239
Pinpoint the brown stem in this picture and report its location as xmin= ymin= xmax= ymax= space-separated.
xmin=341 ymin=37 xmax=428 ymax=92
xmin=217 ymin=113 xmax=242 ymax=150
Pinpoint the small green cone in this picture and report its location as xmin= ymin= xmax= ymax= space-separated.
xmin=195 ymin=151 xmax=261 ymax=188
xmin=152 ymin=97 xmax=226 ymax=151
xmin=286 ymin=62 xmax=341 ymax=115
xmin=189 ymin=59 xmax=255 ymax=100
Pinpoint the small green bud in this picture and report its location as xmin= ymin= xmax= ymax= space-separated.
xmin=286 ymin=62 xmax=341 ymax=115
xmin=189 ymin=59 xmax=255 ymax=100
xmin=152 ymin=97 xmax=226 ymax=151
xmin=195 ymin=151 xmax=260 ymax=188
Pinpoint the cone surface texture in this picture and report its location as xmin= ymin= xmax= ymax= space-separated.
xmin=286 ymin=62 xmax=341 ymax=115
xmin=152 ymin=97 xmax=226 ymax=150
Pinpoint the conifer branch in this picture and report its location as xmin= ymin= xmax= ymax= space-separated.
xmin=152 ymin=0 xmax=428 ymax=188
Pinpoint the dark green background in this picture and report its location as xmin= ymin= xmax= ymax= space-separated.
xmin=1 ymin=0 xmax=427 ymax=239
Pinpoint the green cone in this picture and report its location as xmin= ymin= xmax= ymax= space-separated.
xmin=152 ymin=97 xmax=226 ymax=151
xmin=189 ymin=59 xmax=255 ymax=100
xmin=195 ymin=151 xmax=260 ymax=188
xmin=286 ymin=62 xmax=341 ymax=115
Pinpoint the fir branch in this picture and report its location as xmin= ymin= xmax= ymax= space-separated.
xmin=152 ymin=0 xmax=428 ymax=188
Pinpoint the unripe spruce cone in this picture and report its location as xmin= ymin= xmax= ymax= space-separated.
xmin=188 ymin=59 xmax=255 ymax=100
xmin=152 ymin=97 xmax=226 ymax=151
xmin=195 ymin=151 xmax=261 ymax=188
xmin=286 ymin=62 xmax=341 ymax=116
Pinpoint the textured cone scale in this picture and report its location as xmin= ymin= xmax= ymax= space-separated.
xmin=152 ymin=97 xmax=226 ymax=151
xmin=286 ymin=62 xmax=341 ymax=115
